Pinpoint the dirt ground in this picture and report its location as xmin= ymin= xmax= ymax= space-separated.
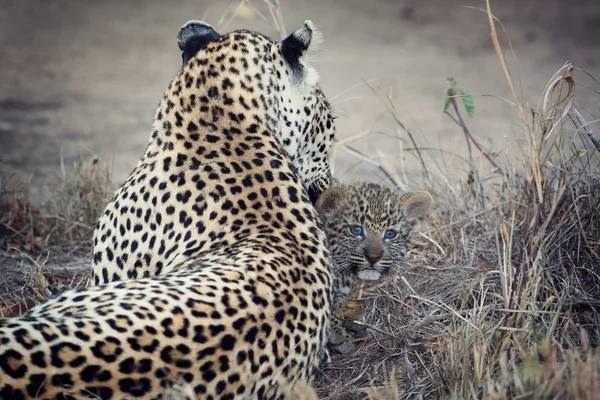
xmin=1 ymin=0 xmax=600 ymax=189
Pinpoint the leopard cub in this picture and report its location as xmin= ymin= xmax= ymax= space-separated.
xmin=316 ymin=182 xmax=432 ymax=355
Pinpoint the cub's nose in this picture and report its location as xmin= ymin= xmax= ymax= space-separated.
xmin=364 ymin=248 xmax=383 ymax=265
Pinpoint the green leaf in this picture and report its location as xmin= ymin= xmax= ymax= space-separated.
xmin=486 ymin=136 xmax=494 ymax=149
xmin=459 ymin=87 xmax=475 ymax=117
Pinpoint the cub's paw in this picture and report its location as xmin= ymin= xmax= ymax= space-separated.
xmin=330 ymin=339 xmax=355 ymax=355
xmin=328 ymin=326 xmax=356 ymax=355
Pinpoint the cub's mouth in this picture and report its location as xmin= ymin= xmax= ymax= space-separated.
xmin=356 ymin=269 xmax=382 ymax=281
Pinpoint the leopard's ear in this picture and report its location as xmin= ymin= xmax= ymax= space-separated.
xmin=280 ymin=20 xmax=322 ymax=85
xmin=177 ymin=21 xmax=220 ymax=65
xmin=400 ymin=191 xmax=433 ymax=221
xmin=315 ymin=187 xmax=346 ymax=217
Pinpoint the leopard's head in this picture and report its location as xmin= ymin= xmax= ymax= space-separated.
xmin=316 ymin=183 xmax=432 ymax=280
xmin=176 ymin=20 xmax=336 ymax=202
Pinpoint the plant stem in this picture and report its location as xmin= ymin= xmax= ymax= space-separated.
xmin=446 ymin=93 xmax=503 ymax=171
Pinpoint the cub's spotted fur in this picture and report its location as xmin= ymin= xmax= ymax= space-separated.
xmin=0 ymin=21 xmax=335 ymax=399
xmin=316 ymin=183 xmax=432 ymax=355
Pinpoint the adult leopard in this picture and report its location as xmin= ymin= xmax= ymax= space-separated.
xmin=0 ymin=21 xmax=335 ymax=399
xmin=91 ymin=20 xmax=335 ymax=285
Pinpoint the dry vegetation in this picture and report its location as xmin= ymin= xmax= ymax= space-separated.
xmin=315 ymin=4 xmax=600 ymax=399
xmin=1 ymin=1 xmax=599 ymax=399
xmin=0 ymin=157 xmax=112 ymax=316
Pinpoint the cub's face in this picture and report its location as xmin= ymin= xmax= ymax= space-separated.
xmin=316 ymin=183 xmax=432 ymax=280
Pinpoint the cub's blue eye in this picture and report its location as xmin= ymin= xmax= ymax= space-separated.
xmin=384 ymin=230 xmax=397 ymax=239
xmin=349 ymin=226 xmax=363 ymax=236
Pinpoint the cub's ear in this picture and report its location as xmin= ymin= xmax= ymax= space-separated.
xmin=280 ymin=20 xmax=322 ymax=84
xmin=400 ymin=191 xmax=433 ymax=221
xmin=315 ymin=187 xmax=346 ymax=216
xmin=177 ymin=21 xmax=220 ymax=65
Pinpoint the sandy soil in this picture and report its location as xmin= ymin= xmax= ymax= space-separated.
xmin=1 ymin=0 xmax=600 ymax=190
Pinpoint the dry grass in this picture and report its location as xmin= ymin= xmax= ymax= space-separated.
xmin=315 ymin=3 xmax=600 ymax=399
xmin=0 ymin=2 xmax=599 ymax=398
xmin=0 ymin=157 xmax=111 ymax=315
xmin=0 ymin=157 xmax=112 ymax=253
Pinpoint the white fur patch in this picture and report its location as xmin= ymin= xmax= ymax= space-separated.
xmin=305 ymin=20 xmax=324 ymax=53
xmin=340 ymin=286 xmax=351 ymax=296
xmin=304 ymin=67 xmax=320 ymax=87
xmin=357 ymin=269 xmax=382 ymax=281
xmin=299 ymin=21 xmax=323 ymax=87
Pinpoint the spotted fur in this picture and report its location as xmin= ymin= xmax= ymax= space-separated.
xmin=316 ymin=183 xmax=432 ymax=355
xmin=0 ymin=21 xmax=335 ymax=399
xmin=92 ymin=20 xmax=335 ymax=285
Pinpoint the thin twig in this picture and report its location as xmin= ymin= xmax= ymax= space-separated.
xmin=364 ymin=80 xmax=430 ymax=178
xmin=445 ymin=95 xmax=502 ymax=171
xmin=445 ymin=92 xmax=487 ymax=208
xmin=572 ymin=106 xmax=600 ymax=152
xmin=335 ymin=143 xmax=402 ymax=190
